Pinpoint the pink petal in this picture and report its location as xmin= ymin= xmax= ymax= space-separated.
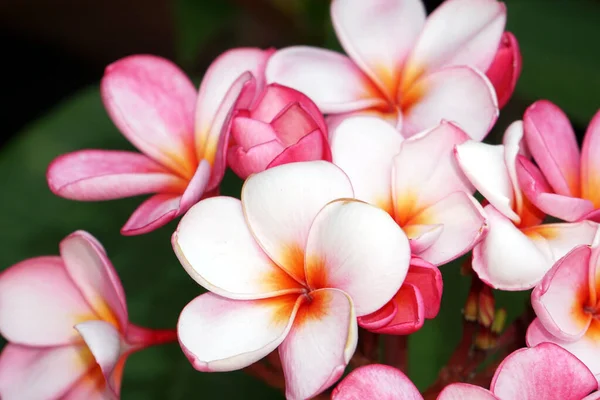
xmin=472 ymin=205 xmax=549 ymax=290
xmin=357 ymin=300 xmax=397 ymax=331
xmin=408 ymin=224 xmax=444 ymax=254
xmin=406 ymin=0 xmax=506 ymax=74
xmin=47 ymin=150 xmax=186 ymax=201
xmin=305 ymin=199 xmax=410 ymax=316
xmin=120 ymin=193 xmax=181 ymax=236
xmin=270 ymin=102 xmax=320 ymax=146
xmin=267 ymin=129 xmax=329 ymax=169
xmin=330 ymin=116 xmax=403 ymax=213
xmin=517 ymin=156 xmax=594 ymax=222
xmin=279 ymin=288 xmax=357 ymax=400
xmin=455 ymin=139 xmax=518 ymax=221
xmin=485 ymin=32 xmax=522 ymax=109
xmin=491 ymin=341 xmax=598 ymax=400
xmin=241 ymin=161 xmax=353 ymax=283
xmin=583 ymin=392 xmax=600 ymax=400
xmin=231 ymin=116 xmax=279 ymax=150
xmin=438 ymin=383 xmax=498 ymax=400
xmin=523 ymin=100 xmax=581 ymax=197
xmin=59 ymin=231 xmax=128 ymax=331
xmin=366 ymin=284 xmax=425 ymax=335
xmin=75 ymin=320 xmax=124 ymax=396
xmin=405 ymin=258 xmax=443 ymax=319
xmin=406 ymin=192 xmax=487 ymax=266
xmin=581 ymin=110 xmax=600 ymax=208
xmin=265 ymin=46 xmax=387 ymax=113
xmin=195 ymin=48 xmax=274 ymax=151
xmin=101 ymin=55 xmax=197 ymax=178
xmin=531 ymin=245 xmax=592 ymax=341
xmin=0 ymin=257 xmax=93 ymax=346
xmin=178 ymin=292 xmax=304 ymax=372
xmin=392 ymin=121 xmax=473 ymax=220
xmin=402 ymin=66 xmax=498 ymax=140
xmin=332 ymin=364 xmax=423 ymax=400
xmin=228 ymin=140 xmax=285 ymax=179
xmin=0 ymin=344 xmax=90 ymax=400
xmin=331 ymin=0 xmax=426 ymax=99
xmin=172 ymin=196 xmax=304 ymax=299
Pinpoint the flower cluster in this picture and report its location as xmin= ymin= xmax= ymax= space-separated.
xmin=1 ymin=0 xmax=599 ymax=399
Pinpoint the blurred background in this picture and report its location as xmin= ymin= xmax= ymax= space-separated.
xmin=0 ymin=0 xmax=598 ymax=398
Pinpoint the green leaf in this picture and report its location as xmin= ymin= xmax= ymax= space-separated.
xmin=0 ymin=86 xmax=280 ymax=399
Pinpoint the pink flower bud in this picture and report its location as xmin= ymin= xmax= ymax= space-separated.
xmin=486 ymin=31 xmax=522 ymax=109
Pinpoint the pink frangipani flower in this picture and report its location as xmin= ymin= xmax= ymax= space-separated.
xmin=266 ymin=0 xmax=506 ymax=140
xmin=485 ymin=32 xmax=522 ymax=109
xmin=330 ymin=116 xmax=487 ymax=267
xmin=171 ymin=161 xmax=411 ymax=400
xmin=47 ymin=48 xmax=273 ymax=235
xmin=0 ymin=231 xmax=176 ymax=399
xmin=527 ymin=227 xmax=600 ymax=382
xmin=332 ymin=343 xmax=598 ymax=400
xmin=228 ymin=83 xmax=331 ymax=179
xmin=455 ymin=121 xmax=598 ymax=290
xmin=517 ymin=100 xmax=600 ymax=223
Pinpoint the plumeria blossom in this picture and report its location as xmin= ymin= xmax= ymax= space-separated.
xmin=266 ymin=0 xmax=508 ymax=140
xmin=455 ymin=120 xmax=598 ymax=290
xmin=172 ymin=161 xmax=411 ymax=400
xmin=47 ymin=48 xmax=273 ymax=235
xmin=517 ymin=100 xmax=600 ymax=222
xmin=0 ymin=231 xmax=176 ymax=399
xmin=527 ymin=227 xmax=600 ymax=382
xmin=228 ymin=83 xmax=331 ymax=179
xmin=330 ymin=116 xmax=487 ymax=267
xmin=331 ymin=343 xmax=598 ymax=400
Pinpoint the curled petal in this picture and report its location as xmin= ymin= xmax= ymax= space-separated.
xmin=305 ymin=199 xmax=410 ymax=316
xmin=365 ymin=284 xmax=424 ymax=335
xmin=405 ymin=258 xmax=442 ymax=319
xmin=266 ymin=46 xmax=387 ymax=114
xmin=438 ymin=383 xmax=498 ymax=400
xmin=178 ymin=293 xmax=303 ymax=372
xmin=242 ymin=161 xmax=353 ymax=283
xmin=332 ymin=364 xmax=423 ymax=400
xmin=280 ymin=288 xmax=357 ymax=400
xmin=173 ymin=196 xmax=303 ymax=299
xmin=485 ymin=32 xmax=522 ymax=109
xmin=582 ymin=110 xmax=600 ymax=208
xmin=357 ymin=301 xmax=397 ymax=331
xmin=120 ymin=193 xmax=181 ymax=236
xmin=267 ymin=130 xmax=329 ymax=169
xmin=47 ymin=150 xmax=186 ymax=201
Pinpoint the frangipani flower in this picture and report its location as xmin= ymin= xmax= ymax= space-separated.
xmin=172 ymin=161 xmax=411 ymax=400
xmin=455 ymin=121 xmax=598 ymax=290
xmin=48 ymin=48 xmax=273 ymax=235
xmin=228 ymin=83 xmax=331 ymax=179
xmin=517 ymin=100 xmax=600 ymax=223
xmin=266 ymin=0 xmax=506 ymax=140
xmin=527 ymin=229 xmax=600 ymax=381
xmin=331 ymin=343 xmax=598 ymax=400
xmin=0 ymin=231 xmax=176 ymax=399
xmin=330 ymin=116 xmax=486 ymax=267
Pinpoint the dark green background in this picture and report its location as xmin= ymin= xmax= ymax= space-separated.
xmin=0 ymin=0 xmax=598 ymax=398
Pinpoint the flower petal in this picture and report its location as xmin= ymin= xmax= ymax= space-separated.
xmin=357 ymin=300 xmax=397 ymax=331
xmin=406 ymin=192 xmax=487 ymax=266
xmin=491 ymin=341 xmax=598 ymax=400
xmin=393 ymin=121 xmax=473 ymax=221
xmin=402 ymin=66 xmax=498 ymax=140
xmin=173 ymin=196 xmax=304 ymax=299
xmin=472 ymin=205 xmax=549 ymax=290
xmin=485 ymin=32 xmax=522 ymax=109
xmin=366 ymin=284 xmax=424 ymax=335
xmin=177 ymin=292 xmax=303 ymax=372
xmin=455 ymin=140 xmax=518 ymax=221
xmin=266 ymin=46 xmax=387 ymax=113
xmin=438 ymin=383 xmax=498 ymax=400
xmin=279 ymin=288 xmax=357 ymax=400
xmin=305 ymin=199 xmax=410 ymax=316
xmin=228 ymin=140 xmax=285 ymax=179
xmin=0 ymin=257 xmax=93 ymax=346
xmin=59 ymin=231 xmax=128 ymax=331
xmin=523 ymin=100 xmax=581 ymax=197
xmin=101 ymin=55 xmax=197 ymax=177
xmin=404 ymin=258 xmax=443 ymax=319
xmin=517 ymin=156 xmax=594 ymax=222
xmin=47 ymin=150 xmax=186 ymax=201
xmin=581 ymin=110 xmax=600 ymax=208
xmin=241 ymin=161 xmax=354 ymax=283
xmin=331 ymin=0 xmax=426 ymax=99
xmin=330 ymin=116 xmax=402 ymax=213
xmin=75 ymin=320 xmax=123 ymax=396
xmin=531 ymin=245 xmax=592 ymax=341
xmin=0 ymin=344 xmax=90 ymax=400
xmin=267 ymin=129 xmax=329 ymax=169
xmin=120 ymin=193 xmax=181 ymax=236
xmin=332 ymin=364 xmax=423 ymax=400
xmin=406 ymin=0 xmax=506 ymax=74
